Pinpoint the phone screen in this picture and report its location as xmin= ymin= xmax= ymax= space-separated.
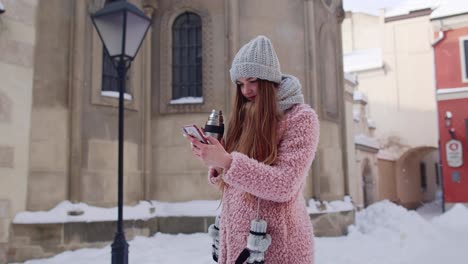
xmin=183 ymin=125 xmax=208 ymax=144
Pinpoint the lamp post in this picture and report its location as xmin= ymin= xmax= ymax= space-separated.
xmin=91 ymin=1 xmax=151 ymax=263
xmin=445 ymin=111 xmax=452 ymax=128
xmin=0 ymin=0 xmax=5 ymax=14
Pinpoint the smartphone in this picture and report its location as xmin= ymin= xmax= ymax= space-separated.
xmin=182 ymin=124 xmax=209 ymax=144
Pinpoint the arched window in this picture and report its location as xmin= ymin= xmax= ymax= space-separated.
xmin=172 ymin=12 xmax=202 ymax=100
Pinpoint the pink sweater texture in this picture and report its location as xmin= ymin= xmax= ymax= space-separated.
xmin=208 ymin=104 xmax=320 ymax=264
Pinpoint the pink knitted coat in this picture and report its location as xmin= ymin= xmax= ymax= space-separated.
xmin=208 ymin=103 xmax=320 ymax=264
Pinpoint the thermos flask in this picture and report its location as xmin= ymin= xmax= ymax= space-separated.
xmin=204 ymin=109 xmax=224 ymax=141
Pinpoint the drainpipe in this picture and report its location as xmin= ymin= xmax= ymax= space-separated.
xmin=432 ymin=30 xmax=445 ymax=46
xmin=432 ymin=19 xmax=446 ymax=46
xmin=431 ymin=19 xmax=446 ymax=212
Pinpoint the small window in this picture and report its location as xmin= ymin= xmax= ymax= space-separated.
xmin=102 ymin=51 xmax=123 ymax=92
xmin=459 ymin=37 xmax=468 ymax=82
xmin=101 ymin=50 xmax=131 ymax=96
xmin=172 ymin=12 xmax=202 ymax=101
xmin=420 ymin=162 xmax=427 ymax=192
xmin=434 ymin=163 xmax=440 ymax=186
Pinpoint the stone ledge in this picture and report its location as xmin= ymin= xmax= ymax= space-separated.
xmin=7 ymin=210 xmax=354 ymax=263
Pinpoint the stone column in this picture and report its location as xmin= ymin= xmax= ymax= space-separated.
xmin=225 ymin=0 xmax=239 ymax=115
xmin=68 ymin=0 xmax=87 ymax=202
xmin=141 ymin=0 xmax=158 ymax=199
xmin=305 ymin=0 xmax=347 ymax=201
xmin=304 ymin=0 xmax=321 ymax=199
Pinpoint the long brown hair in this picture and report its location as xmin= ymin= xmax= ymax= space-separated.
xmin=219 ymin=79 xmax=282 ymax=191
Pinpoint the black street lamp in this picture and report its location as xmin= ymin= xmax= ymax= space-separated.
xmin=90 ymin=1 xmax=151 ymax=264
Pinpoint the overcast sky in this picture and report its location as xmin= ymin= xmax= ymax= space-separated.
xmin=343 ymin=0 xmax=407 ymax=16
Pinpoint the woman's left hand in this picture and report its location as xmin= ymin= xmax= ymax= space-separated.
xmin=184 ymin=134 xmax=232 ymax=169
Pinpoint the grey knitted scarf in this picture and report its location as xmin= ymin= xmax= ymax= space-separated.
xmin=277 ymin=74 xmax=305 ymax=112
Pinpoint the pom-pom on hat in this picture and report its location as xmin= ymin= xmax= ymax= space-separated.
xmin=230 ymin=35 xmax=282 ymax=84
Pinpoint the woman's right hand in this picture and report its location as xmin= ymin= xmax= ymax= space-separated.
xmin=200 ymin=127 xmax=225 ymax=148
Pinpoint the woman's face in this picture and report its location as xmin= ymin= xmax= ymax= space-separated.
xmin=236 ymin=77 xmax=258 ymax=101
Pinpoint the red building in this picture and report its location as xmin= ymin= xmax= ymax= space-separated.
xmin=432 ymin=4 xmax=468 ymax=210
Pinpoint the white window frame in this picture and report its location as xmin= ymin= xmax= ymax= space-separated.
xmin=459 ymin=36 xmax=468 ymax=83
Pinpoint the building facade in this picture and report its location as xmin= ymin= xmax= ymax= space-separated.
xmin=342 ymin=2 xmax=441 ymax=209
xmin=432 ymin=2 xmax=468 ymax=210
xmin=344 ymin=75 xmax=381 ymax=209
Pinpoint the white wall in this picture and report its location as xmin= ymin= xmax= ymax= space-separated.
xmin=342 ymin=13 xmax=438 ymax=157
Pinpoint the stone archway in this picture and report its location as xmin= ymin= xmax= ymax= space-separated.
xmin=396 ymin=146 xmax=439 ymax=209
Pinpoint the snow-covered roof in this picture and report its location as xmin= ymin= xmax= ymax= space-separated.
xmin=430 ymin=0 xmax=468 ymax=19
xmin=0 ymin=1 xmax=4 ymax=13
xmin=343 ymin=48 xmax=383 ymax=73
xmin=343 ymin=0 xmax=406 ymax=16
xmin=385 ymin=0 xmax=439 ymax=18
xmin=354 ymin=134 xmax=380 ymax=150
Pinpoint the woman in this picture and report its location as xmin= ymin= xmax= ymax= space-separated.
xmin=184 ymin=35 xmax=320 ymax=264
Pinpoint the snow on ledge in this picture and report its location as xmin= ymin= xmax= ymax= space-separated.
xmin=367 ymin=118 xmax=376 ymax=129
xmin=13 ymin=197 xmax=356 ymax=224
xmin=353 ymin=90 xmax=368 ymax=103
xmin=353 ymin=109 xmax=361 ymax=122
xmin=377 ymin=149 xmax=398 ymax=161
xmin=437 ymin=87 xmax=468 ymax=94
xmin=13 ymin=200 xmax=222 ymax=224
xmin=355 ymin=134 xmax=380 ymax=150
xmin=308 ymin=196 xmax=355 ymax=214
xmin=101 ymin=91 xmax=132 ymax=101
xmin=170 ymin=97 xmax=203 ymax=105
xmin=344 ymin=72 xmax=358 ymax=85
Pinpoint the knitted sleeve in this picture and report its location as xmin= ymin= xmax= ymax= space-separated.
xmin=208 ymin=167 xmax=221 ymax=185
xmin=222 ymin=107 xmax=320 ymax=202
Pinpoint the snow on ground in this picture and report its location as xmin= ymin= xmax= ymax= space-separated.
xmin=11 ymin=200 xmax=468 ymax=264
xmin=416 ymin=199 xmax=443 ymax=221
xmin=11 ymin=233 xmax=213 ymax=264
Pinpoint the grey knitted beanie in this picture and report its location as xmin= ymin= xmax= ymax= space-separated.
xmin=230 ymin=35 xmax=282 ymax=84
